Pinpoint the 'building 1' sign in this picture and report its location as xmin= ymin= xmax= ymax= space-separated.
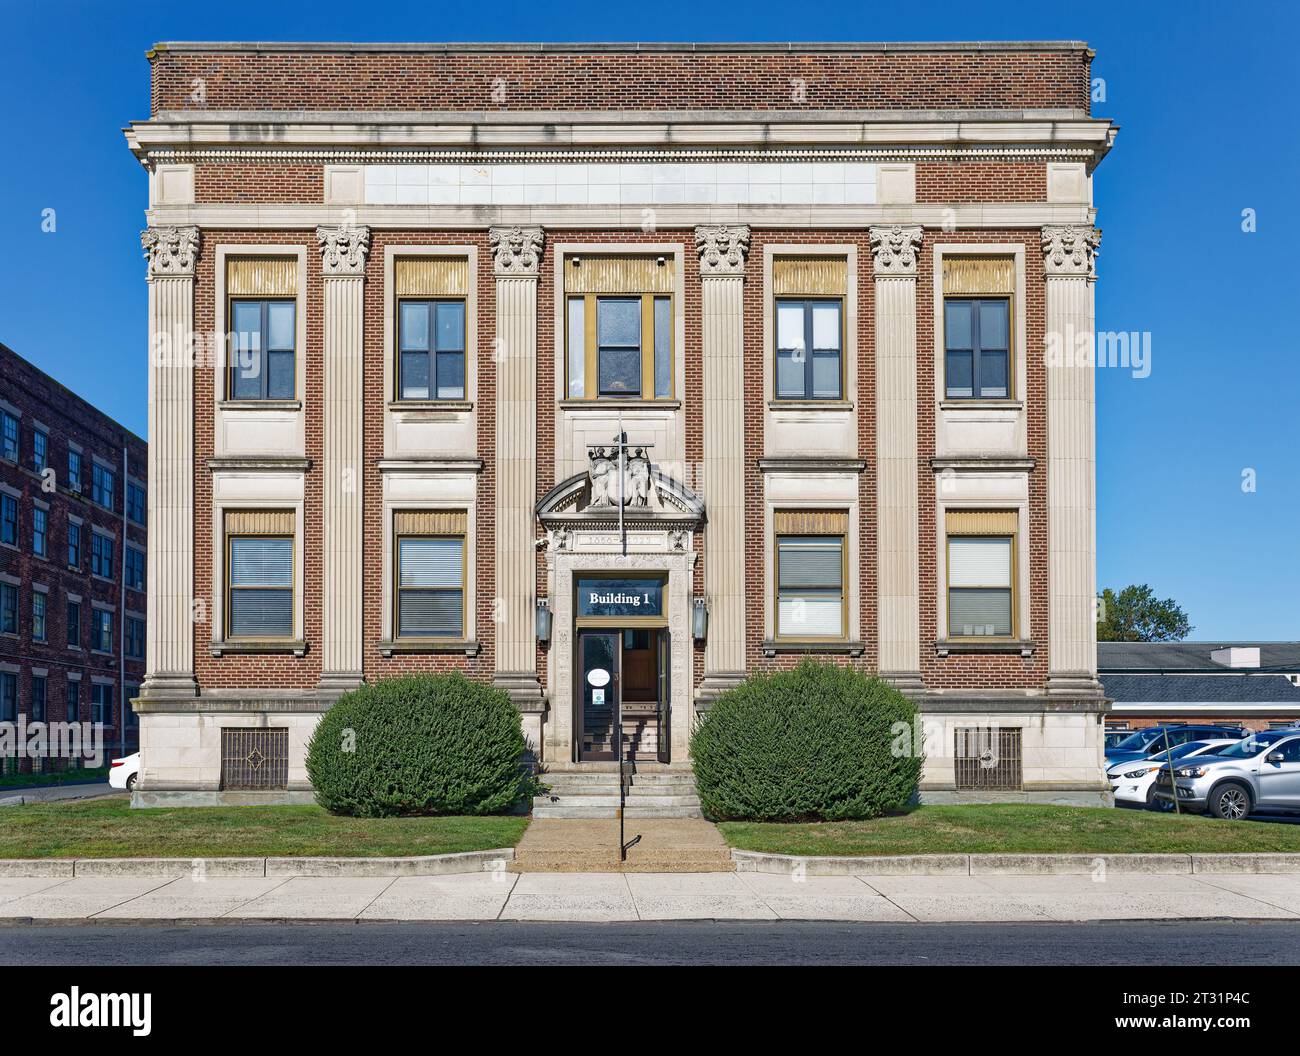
xmin=576 ymin=578 xmax=664 ymax=618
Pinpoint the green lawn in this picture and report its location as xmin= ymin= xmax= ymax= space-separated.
xmin=0 ymin=798 xmax=528 ymax=859
xmin=0 ymin=766 xmax=110 ymax=790
xmin=718 ymin=804 xmax=1300 ymax=857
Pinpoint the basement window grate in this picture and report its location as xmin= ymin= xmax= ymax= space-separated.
xmin=220 ymin=728 xmax=289 ymax=790
xmin=954 ymin=726 xmax=1023 ymax=791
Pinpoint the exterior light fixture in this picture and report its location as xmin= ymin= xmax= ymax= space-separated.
xmin=535 ymin=598 xmax=552 ymax=644
xmin=692 ymin=597 xmax=709 ymax=641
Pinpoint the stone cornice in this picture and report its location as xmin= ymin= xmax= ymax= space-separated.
xmin=695 ymin=225 xmax=751 ymax=276
xmin=1041 ymin=224 xmax=1101 ymax=276
xmin=316 ymin=222 xmax=371 ymax=276
xmin=141 ymin=225 xmax=200 ymax=278
xmin=869 ymin=224 xmax=923 ymax=276
xmin=489 ymin=225 xmax=544 ymax=276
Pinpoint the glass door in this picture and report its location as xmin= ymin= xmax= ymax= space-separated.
xmin=577 ymin=630 xmax=620 ymax=761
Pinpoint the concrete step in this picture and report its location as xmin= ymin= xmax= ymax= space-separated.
xmin=533 ymin=794 xmax=699 ymax=808
xmin=531 ymin=803 xmax=704 ymax=820
xmin=538 ymin=780 xmax=699 ymax=796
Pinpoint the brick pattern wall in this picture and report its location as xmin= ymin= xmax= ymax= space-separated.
xmin=150 ymin=48 xmax=1092 ymax=115
xmin=195 ymin=163 xmax=322 ymax=204
xmin=0 ymin=345 xmax=146 ymax=761
xmin=916 ymin=162 xmax=1048 ymax=203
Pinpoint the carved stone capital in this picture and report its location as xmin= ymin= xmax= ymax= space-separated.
xmin=1041 ymin=225 xmax=1101 ymax=277
xmin=316 ymin=223 xmax=371 ymax=276
xmin=489 ymin=225 xmax=544 ymax=277
xmin=141 ymin=225 xmax=200 ymax=278
xmin=695 ymin=224 xmax=751 ymax=276
xmin=869 ymin=225 xmax=923 ymax=276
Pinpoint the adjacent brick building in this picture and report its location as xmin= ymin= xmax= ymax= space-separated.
xmin=0 ymin=342 xmax=147 ymax=771
xmin=126 ymin=41 xmax=1118 ymax=804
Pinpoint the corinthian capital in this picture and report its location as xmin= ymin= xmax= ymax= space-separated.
xmin=316 ymin=223 xmax=371 ymax=276
xmin=1041 ymin=225 xmax=1101 ymax=276
xmin=489 ymin=226 xmax=544 ymax=277
xmin=141 ymin=225 xmax=200 ymax=278
xmin=869 ymin=225 xmax=923 ymax=276
xmin=695 ymin=225 xmax=750 ymax=276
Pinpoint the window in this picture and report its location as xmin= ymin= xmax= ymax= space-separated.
xmin=946 ymin=514 xmax=1016 ymax=638
xmin=32 ymin=592 xmax=46 ymax=641
xmin=226 ymin=513 xmax=294 ymax=639
xmin=125 ymin=546 xmax=145 ymax=591
xmin=1 ymin=412 xmax=17 ymax=462
xmin=32 ymin=507 xmax=47 ymax=558
xmin=67 ymin=521 xmax=81 ymax=568
xmin=229 ymin=299 xmax=296 ymax=400
xmin=775 ymin=299 xmax=843 ymax=400
xmin=0 ymin=583 xmax=16 ymax=634
xmin=395 ymin=529 xmax=465 ymax=639
xmin=33 ymin=430 xmax=47 ymax=473
xmin=91 ymin=683 xmax=112 ymax=726
xmin=93 ymin=609 xmax=113 ymax=653
xmin=125 ymin=616 xmax=144 ymax=660
xmin=127 ymin=482 xmax=146 ymax=525
xmin=945 ymin=298 xmax=1010 ymax=399
xmin=66 ymin=599 xmax=81 ymax=648
xmin=398 ymin=299 xmax=466 ymax=400
xmin=566 ymin=293 xmax=673 ymax=400
xmin=774 ymin=511 xmax=847 ymax=640
xmin=92 ymin=463 xmax=115 ymax=510
xmin=0 ymin=493 xmax=16 ymax=546
xmin=31 ymin=675 xmax=46 ymax=723
xmin=67 ymin=450 xmax=82 ymax=493
xmin=65 ymin=679 xmax=79 ymax=722
xmin=0 ymin=672 xmax=15 ymax=721
xmin=125 ymin=686 xmax=139 ymax=727
xmin=91 ymin=532 xmax=113 ymax=579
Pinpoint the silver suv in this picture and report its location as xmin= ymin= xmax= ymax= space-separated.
xmin=1154 ymin=729 xmax=1300 ymax=820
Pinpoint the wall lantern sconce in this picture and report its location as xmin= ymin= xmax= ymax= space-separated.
xmin=535 ymin=598 xmax=552 ymax=644
xmin=692 ymin=597 xmax=709 ymax=642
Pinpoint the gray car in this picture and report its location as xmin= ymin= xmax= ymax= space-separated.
xmin=1153 ymin=729 xmax=1300 ymax=820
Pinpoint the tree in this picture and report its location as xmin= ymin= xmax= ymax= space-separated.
xmin=1096 ymin=584 xmax=1192 ymax=642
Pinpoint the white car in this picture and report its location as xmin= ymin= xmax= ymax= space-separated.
xmin=108 ymin=752 xmax=140 ymax=792
xmin=1108 ymin=739 xmax=1238 ymax=809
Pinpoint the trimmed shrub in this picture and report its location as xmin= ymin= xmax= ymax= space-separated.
xmin=690 ymin=661 xmax=922 ymax=822
xmin=306 ymin=673 xmax=538 ymax=817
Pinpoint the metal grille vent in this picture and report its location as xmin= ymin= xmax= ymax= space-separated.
xmin=954 ymin=727 xmax=1023 ymax=791
xmin=220 ymin=728 xmax=289 ymax=790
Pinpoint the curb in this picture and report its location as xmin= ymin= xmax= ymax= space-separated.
xmin=731 ymin=850 xmax=1300 ymax=876
xmin=0 ymin=848 xmax=515 ymax=879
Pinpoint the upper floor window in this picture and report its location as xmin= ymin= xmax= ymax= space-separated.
xmin=944 ymin=297 xmax=1010 ymax=400
xmin=125 ymin=546 xmax=145 ymax=591
xmin=92 ymin=609 xmax=113 ymax=653
xmin=0 ymin=583 xmax=16 ymax=635
xmin=776 ymin=299 xmax=843 ymax=400
xmin=33 ymin=430 xmax=47 ymax=473
xmin=125 ymin=616 xmax=145 ymax=660
xmin=225 ymin=511 xmax=294 ymax=639
xmin=66 ymin=599 xmax=81 ymax=648
xmin=32 ymin=507 xmax=47 ymax=558
xmin=774 ymin=511 xmax=848 ymax=641
xmin=91 ymin=463 xmax=115 ymax=510
xmin=67 ymin=450 xmax=82 ymax=493
xmin=32 ymin=591 xmax=46 ymax=642
xmin=1 ymin=412 xmax=17 ymax=462
xmin=229 ymin=299 xmax=296 ymax=400
xmin=946 ymin=511 xmax=1018 ymax=639
xmin=398 ymin=300 xmax=465 ymax=401
xmin=90 ymin=531 xmax=113 ymax=579
xmin=394 ymin=513 xmax=466 ymax=639
xmin=67 ymin=521 xmax=82 ymax=569
xmin=126 ymin=482 xmax=146 ymax=525
xmin=0 ymin=494 xmax=16 ymax=547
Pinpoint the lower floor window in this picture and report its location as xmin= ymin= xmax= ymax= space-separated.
xmin=775 ymin=511 xmax=847 ymax=639
xmin=91 ymin=683 xmax=113 ymax=726
xmin=0 ymin=672 xmax=15 ymax=721
xmin=31 ymin=675 xmax=46 ymax=722
xmin=66 ymin=680 xmax=79 ymax=722
xmin=946 ymin=511 xmax=1018 ymax=638
xmin=395 ymin=512 xmax=466 ymax=639
xmin=225 ymin=511 xmax=294 ymax=639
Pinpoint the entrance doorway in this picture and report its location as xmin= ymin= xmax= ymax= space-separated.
xmin=576 ymin=627 xmax=671 ymax=763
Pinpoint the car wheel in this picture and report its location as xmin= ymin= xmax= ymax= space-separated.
xmin=1209 ymin=783 xmax=1251 ymax=821
xmin=1146 ymin=784 xmax=1173 ymax=812
xmin=126 ymin=774 xmax=137 ymax=793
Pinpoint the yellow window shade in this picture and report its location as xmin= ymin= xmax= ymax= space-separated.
xmin=775 ymin=510 xmax=849 ymax=536
xmin=773 ymin=257 xmax=848 ymax=296
xmin=946 ymin=510 xmax=1018 ymax=536
xmin=394 ymin=510 xmax=467 ymax=535
xmin=225 ymin=510 xmax=294 ymax=535
xmin=564 ymin=255 xmax=674 ymax=294
xmin=226 ymin=258 xmax=298 ymax=298
xmin=942 ymin=256 xmax=1015 ymax=296
xmin=395 ymin=257 xmax=470 ymax=298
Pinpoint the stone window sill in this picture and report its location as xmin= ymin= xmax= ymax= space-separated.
xmin=762 ymin=639 xmax=865 ymax=658
xmin=218 ymin=400 xmax=303 ymax=412
xmin=559 ymin=399 xmax=681 ymax=412
xmin=768 ymin=399 xmax=855 ymax=412
xmin=378 ymin=638 xmax=480 ymax=658
xmin=211 ymin=639 xmax=307 ymax=658
xmin=939 ymin=400 xmax=1023 ymax=412
xmin=934 ymin=638 xmax=1036 ymax=658
xmin=387 ymin=400 xmax=474 ymax=413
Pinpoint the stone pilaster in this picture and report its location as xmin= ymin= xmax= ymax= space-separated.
xmin=490 ymin=226 xmax=546 ymax=707
xmin=870 ymin=225 xmax=924 ymax=691
xmin=316 ymin=223 xmax=370 ymax=693
xmin=1042 ymin=225 xmax=1104 ymax=696
xmin=694 ymin=224 xmax=750 ymax=702
xmin=139 ymin=225 xmax=201 ymax=699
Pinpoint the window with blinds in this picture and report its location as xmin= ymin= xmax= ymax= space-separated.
xmin=946 ymin=512 xmax=1015 ymax=638
xmin=227 ymin=258 xmax=298 ymax=402
xmin=395 ymin=512 xmax=465 ymax=638
xmin=226 ymin=511 xmax=294 ymax=639
xmin=942 ymin=256 xmax=1014 ymax=400
xmin=775 ymin=511 xmax=847 ymax=639
xmin=773 ymin=257 xmax=846 ymax=401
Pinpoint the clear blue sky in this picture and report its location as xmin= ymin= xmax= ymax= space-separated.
xmin=1 ymin=0 xmax=1296 ymax=639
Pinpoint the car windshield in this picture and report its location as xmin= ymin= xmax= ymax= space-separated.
xmin=1212 ymin=731 xmax=1289 ymax=759
xmin=1113 ymin=729 xmax=1163 ymax=751
xmin=1158 ymin=741 xmax=1214 ymax=761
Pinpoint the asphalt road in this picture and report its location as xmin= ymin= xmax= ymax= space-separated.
xmin=2 ymin=919 xmax=1298 ymax=965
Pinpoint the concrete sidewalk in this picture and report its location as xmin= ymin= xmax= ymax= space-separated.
xmin=2 ymin=870 xmax=1299 ymax=923
xmin=0 ymin=783 xmax=119 ymax=807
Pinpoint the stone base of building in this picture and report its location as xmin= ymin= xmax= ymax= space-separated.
xmin=132 ymin=789 xmax=319 ymax=808
xmin=918 ymin=787 xmax=1113 ymax=807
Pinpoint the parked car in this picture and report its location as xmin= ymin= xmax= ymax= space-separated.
xmin=1153 ymin=729 xmax=1300 ymax=819
xmin=1105 ymin=724 xmax=1246 ymax=767
xmin=108 ymin=752 xmax=139 ymax=792
xmin=1108 ymin=739 xmax=1238 ymax=809
xmin=1104 ymin=729 xmax=1132 ymax=751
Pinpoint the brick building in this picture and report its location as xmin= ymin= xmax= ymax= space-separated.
xmin=126 ymin=40 xmax=1117 ymax=804
xmin=0 ymin=342 xmax=147 ymax=771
